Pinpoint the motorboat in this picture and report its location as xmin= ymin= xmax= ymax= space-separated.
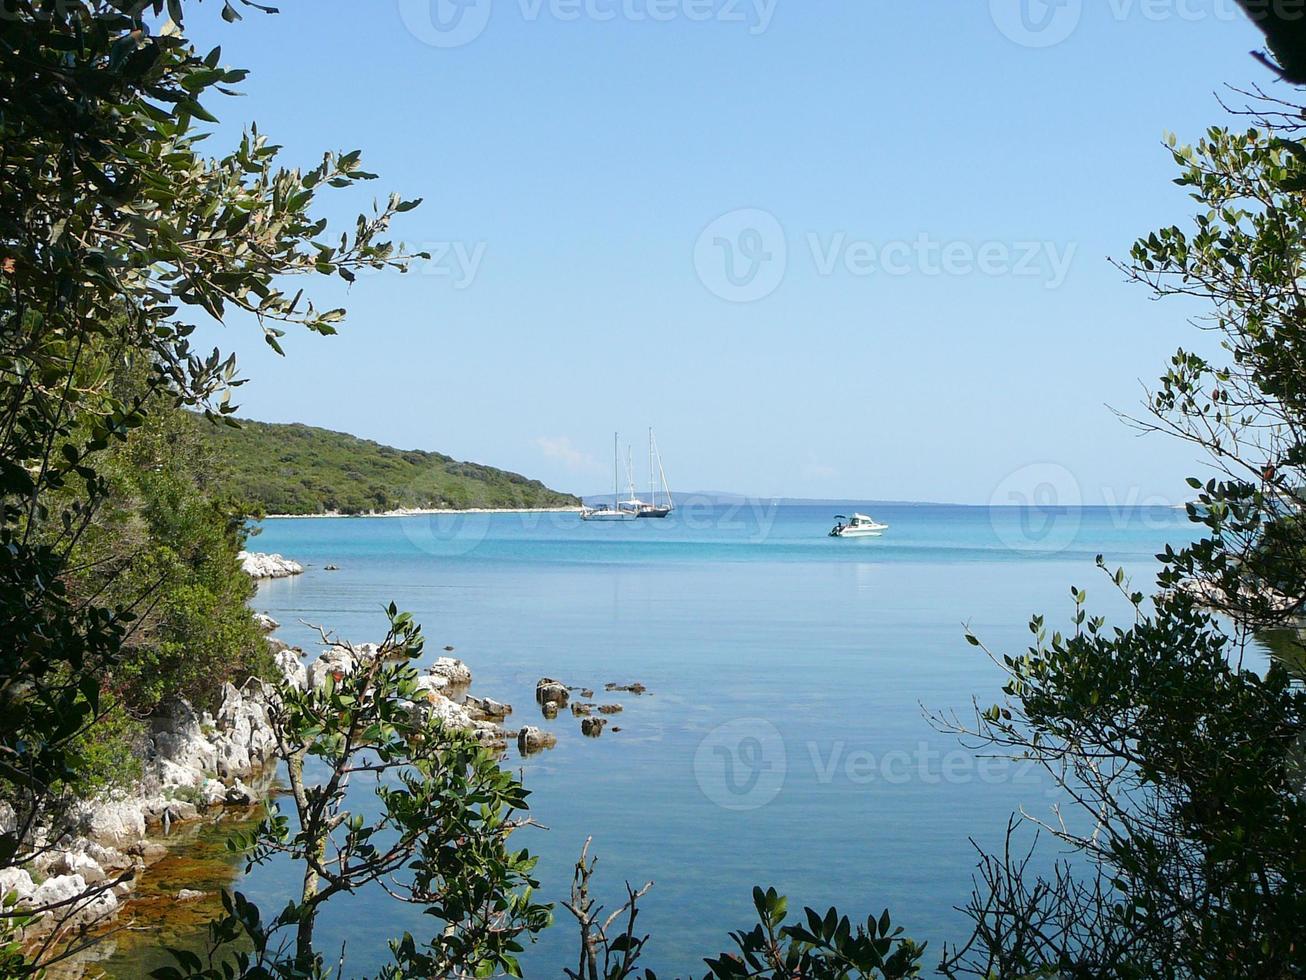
xmin=829 ymin=513 xmax=888 ymax=538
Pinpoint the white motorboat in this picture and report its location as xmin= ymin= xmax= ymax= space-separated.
xmin=829 ymin=513 xmax=888 ymax=538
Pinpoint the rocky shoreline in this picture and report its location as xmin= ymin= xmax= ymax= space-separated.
xmin=4 ymin=552 xmax=649 ymax=965
xmin=0 ymin=610 xmax=507 ymax=952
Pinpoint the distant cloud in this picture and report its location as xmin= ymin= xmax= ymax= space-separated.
xmin=801 ymin=456 xmax=839 ymax=482
xmin=535 ymin=436 xmax=603 ymax=474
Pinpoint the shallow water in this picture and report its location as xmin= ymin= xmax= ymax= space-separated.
xmin=108 ymin=503 xmax=1201 ymax=977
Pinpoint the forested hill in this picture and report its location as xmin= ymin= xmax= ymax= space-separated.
xmin=198 ymin=417 xmax=580 ymax=515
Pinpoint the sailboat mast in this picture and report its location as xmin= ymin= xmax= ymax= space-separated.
xmin=653 ymin=429 xmax=672 ymax=509
xmin=649 ymin=428 xmax=655 ymax=507
xmin=613 ymin=432 xmax=619 ymax=507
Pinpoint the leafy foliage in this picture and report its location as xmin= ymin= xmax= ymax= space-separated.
xmin=937 ymin=106 xmax=1306 ymax=980
xmin=0 ymin=0 xmax=421 ymax=965
xmin=197 ymin=416 xmax=580 ymax=516
xmin=153 ymin=606 xmax=552 ymax=979
xmin=700 ymin=887 xmax=923 ymax=980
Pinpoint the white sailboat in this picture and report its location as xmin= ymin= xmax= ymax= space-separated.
xmin=581 ymin=433 xmax=639 ymax=522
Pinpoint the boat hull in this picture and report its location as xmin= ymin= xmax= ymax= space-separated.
xmin=636 ymin=507 xmax=672 ymax=519
xmin=581 ymin=509 xmax=636 ymax=522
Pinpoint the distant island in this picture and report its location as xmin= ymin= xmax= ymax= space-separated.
xmin=198 ymin=417 xmax=581 ymax=516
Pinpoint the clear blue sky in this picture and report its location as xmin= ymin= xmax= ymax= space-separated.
xmin=185 ymin=0 xmax=1271 ymax=504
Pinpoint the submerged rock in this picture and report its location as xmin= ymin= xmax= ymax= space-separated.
xmin=517 ymin=726 xmax=557 ymax=754
xmin=604 ymin=682 xmax=647 ymax=695
xmin=580 ymin=717 xmax=607 ymax=738
xmin=465 ymin=696 xmax=511 ymax=721
xmin=570 ymin=702 xmax=594 ymax=717
xmin=598 ymin=704 xmax=623 ymax=715
xmin=535 ymin=678 xmax=569 ymax=707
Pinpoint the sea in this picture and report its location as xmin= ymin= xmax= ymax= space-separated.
xmin=101 ymin=502 xmax=1224 ymax=977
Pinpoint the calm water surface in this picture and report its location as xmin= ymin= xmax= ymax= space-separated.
xmin=108 ymin=504 xmax=1203 ymax=976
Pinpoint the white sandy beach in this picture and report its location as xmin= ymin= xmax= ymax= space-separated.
xmin=261 ymin=506 xmax=584 ymax=520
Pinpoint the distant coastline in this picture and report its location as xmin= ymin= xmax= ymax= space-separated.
xmin=261 ymin=506 xmax=584 ymax=520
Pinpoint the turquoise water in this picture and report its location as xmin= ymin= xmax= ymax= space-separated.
xmin=234 ymin=504 xmax=1197 ymax=975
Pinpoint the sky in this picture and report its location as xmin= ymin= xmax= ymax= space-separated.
xmin=181 ymin=0 xmax=1275 ymax=505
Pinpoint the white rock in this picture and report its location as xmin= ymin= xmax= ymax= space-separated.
xmin=238 ymin=551 xmax=304 ymax=580
xmin=51 ymin=850 xmax=106 ymax=886
xmin=413 ymin=674 xmax=450 ymax=700
xmin=307 ymin=645 xmax=360 ymax=689
xmin=0 ymin=868 xmax=35 ymax=906
xmin=156 ymin=758 xmax=204 ymax=791
xmin=86 ymin=843 xmax=132 ymax=873
xmin=421 ymin=695 xmax=475 ymax=730
xmin=253 ymin=612 xmax=280 ymax=632
xmin=74 ymin=799 xmax=146 ymax=848
xmin=27 ymin=873 xmax=116 ymax=930
xmin=429 ymin=657 xmax=472 ymax=687
xmin=200 ymin=779 xmax=227 ymax=807
xmin=274 ymin=648 xmax=307 ymax=691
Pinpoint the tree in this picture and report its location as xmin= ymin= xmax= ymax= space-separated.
xmin=934 ymin=98 xmax=1306 ymax=980
xmin=153 ymin=607 xmax=552 ymax=979
xmin=0 ymin=0 xmax=422 ymax=963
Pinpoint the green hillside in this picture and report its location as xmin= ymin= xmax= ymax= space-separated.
xmin=196 ymin=417 xmax=580 ymax=515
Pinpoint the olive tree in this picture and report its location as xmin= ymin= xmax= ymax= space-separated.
xmin=0 ymin=0 xmax=422 ymax=964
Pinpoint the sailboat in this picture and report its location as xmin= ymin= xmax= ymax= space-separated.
xmin=581 ymin=433 xmax=639 ymax=522
xmin=635 ymin=428 xmax=673 ymax=518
